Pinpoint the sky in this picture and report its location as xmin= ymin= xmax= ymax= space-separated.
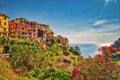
xmin=0 ymin=0 xmax=120 ymax=45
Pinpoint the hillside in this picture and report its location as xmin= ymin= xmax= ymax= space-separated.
xmin=113 ymin=38 xmax=120 ymax=50
xmin=0 ymin=36 xmax=83 ymax=80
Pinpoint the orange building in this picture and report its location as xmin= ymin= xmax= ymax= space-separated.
xmin=9 ymin=21 xmax=18 ymax=38
xmin=9 ymin=21 xmax=26 ymax=38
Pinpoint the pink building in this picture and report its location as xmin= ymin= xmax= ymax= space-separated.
xmin=30 ymin=22 xmax=38 ymax=40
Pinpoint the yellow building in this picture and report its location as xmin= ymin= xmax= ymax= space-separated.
xmin=13 ymin=18 xmax=27 ymax=24
xmin=0 ymin=13 xmax=9 ymax=53
xmin=0 ymin=13 xmax=9 ymax=36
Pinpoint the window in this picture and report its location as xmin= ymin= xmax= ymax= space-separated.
xmin=33 ymin=30 xmax=35 ymax=32
xmin=4 ymin=28 xmax=6 ymax=32
xmin=4 ymin=17 xmax=7 ymax=20
xmin=4 ymin=22 xmax=6 ymax=26
xmin=22 ymin=32 xmax=24 ymax=35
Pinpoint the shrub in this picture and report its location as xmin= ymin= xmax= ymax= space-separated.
xmin=41 ymin=68 xmax=70 ymax=80
xmin=0 ymin=60 xmax=16 ymax=80
xmin=8 ymin=38 xmax=44 ymax=74
xmin=27 ymin=68 xmax=42 ymax=79
xmin=16 ymin=76 xmax=31 ymax=80
xmin=71 ymin=46 xmax=120 ymax=80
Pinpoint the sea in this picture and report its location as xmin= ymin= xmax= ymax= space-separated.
xmin=70 ymin=44 xmax=99 ymax=58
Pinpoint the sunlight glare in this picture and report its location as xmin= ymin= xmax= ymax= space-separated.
xmin=104 ymin=0 xmax=117 ymax=5
xmin=105 ymin=0 xmax=110 ymax=5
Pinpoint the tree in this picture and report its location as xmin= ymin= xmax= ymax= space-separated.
xmin=9 ymin=38 xmax=43 ymax=73
xmin=74 ymin=46 xmax=81 ymax=55
xmin=69 ymin=46 xmax=74 ymax=52
xmin=69 ymin=46 xmax=81 ymax=55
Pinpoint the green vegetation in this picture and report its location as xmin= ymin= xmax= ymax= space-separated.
xmin=0 ymin=36 xmax=83 ymax=79
xmin=69 ymin=46 xmax=81 ymax=55
xmin=0 ymin=60 xmax=14 ymax=80
xmin=0 ymin=36 xmax=119 ymax=80
xmin=41 ymin=68 xmax=70 ymax=80
xmin=72 ymin=46 xmax=120 ymax=80
xmin=9 ymin=39 xmax=42 ymax=71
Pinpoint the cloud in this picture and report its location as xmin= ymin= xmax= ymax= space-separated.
xmin=57 ymin=19 xmax=120 ymax=44
xmin=92 ymin=20 xmax=107 ymax=26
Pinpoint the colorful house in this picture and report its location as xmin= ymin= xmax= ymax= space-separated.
xmin=37 ymin=24 xmax=51 ymax=41
xmin=13 ymin=18 xmax=27 ymax=25
xmin=9 ymin=21 xmax=18 ymax=38
xmin=9 ymin=21 xmax=26 ymax=38
xmin=26 ymin=21 xmax=31 ymax=40
xmin=13 ymin=18 xmax=27 ymax=38
xmin=29 ymin=22 xmax=38 ymax=40
xmin=46 ymin=31 xmax=54 ymax=39
xmin=0 ymin=13 xmax=9 ymax=53
xmin=0 ymin=13 xmax=9 ymax=36
xmin=0 ymin=13 xmax=55 ymax=53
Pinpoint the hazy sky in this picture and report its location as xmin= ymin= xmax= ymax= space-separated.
xmin=0 ymin=0 xmax=120 ymax=45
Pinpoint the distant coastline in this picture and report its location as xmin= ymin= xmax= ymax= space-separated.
xmin=70 ymin=43 xmax=99 ymax=58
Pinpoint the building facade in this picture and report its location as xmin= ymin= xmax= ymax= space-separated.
xmin=0 ymin=13 xmax=9 ymax=53
xmin=0 ymin=13 xmax=69 ymax=54
xmin=0 ymin=13 xmax=9 ymax=36
xmin=57 ymin=35 xmax=69 ymax=47
xmin=29 ymin=22 xmax=38 ymax=40
xmin=9 ymin=21 xmax=26 ymax=38
xmin=13 ymin=18 xmax=27 ymax=38
xmin=0 ymin=13 xmax=70 ymax=52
